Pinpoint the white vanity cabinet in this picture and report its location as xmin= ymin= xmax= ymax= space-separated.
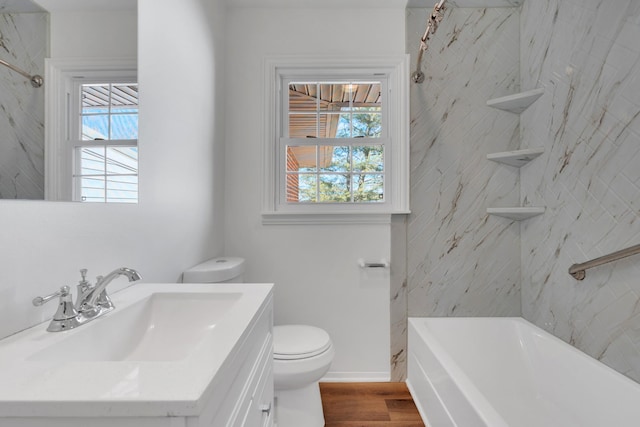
xmin=0 ymin=284 xmax=274 ymax=427
xmin=198 ymin=298 xmax=274 ymax=427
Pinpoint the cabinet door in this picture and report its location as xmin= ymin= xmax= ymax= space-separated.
xmin=241 ymin=360 xmax=273 ymax=427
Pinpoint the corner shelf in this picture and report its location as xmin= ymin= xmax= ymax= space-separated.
xmin=486 ymin=88 xmax=544 ymax=114
xmin=487 ymin=207 xmax=545 ymax=221
xmin=486 ymin=148 xmax=544 ymax=167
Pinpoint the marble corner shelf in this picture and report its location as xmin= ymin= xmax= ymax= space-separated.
xmin=486 ymin=88 xmax=544 ymax=114
xmin=487 ymin=207 xmax=545 ymax=220
xmin=486 ymin=148 xmax=544 ymax=167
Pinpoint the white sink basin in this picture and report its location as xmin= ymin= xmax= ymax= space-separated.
xmin=0 ymin=282 xmax=273 ymax=418
xmin=29 ymin=292 xmax=242 ymax=362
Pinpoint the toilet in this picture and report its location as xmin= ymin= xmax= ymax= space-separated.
xmin=183 ymin=257 xmax=334 ymax=427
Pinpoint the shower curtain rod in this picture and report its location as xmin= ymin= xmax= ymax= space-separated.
xmin=411 ymin=0 xmax=447 ymax=84
xmin=0 ymin=58 xmax=43 ymax=88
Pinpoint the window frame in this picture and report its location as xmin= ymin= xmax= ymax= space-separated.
xmin=262 ymin=55 xmax=410 ymax=225
xmin=44 ymin=58 xmax=138 ymax=202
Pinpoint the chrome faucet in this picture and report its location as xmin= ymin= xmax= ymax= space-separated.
xmin=32 ymin=267 xmax=142 ymax=332
xmin=76 ymin=267 xmax=142 ymax=318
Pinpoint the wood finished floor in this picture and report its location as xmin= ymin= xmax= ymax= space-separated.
xmin=320 ymin=382 xmax=426 ymax=427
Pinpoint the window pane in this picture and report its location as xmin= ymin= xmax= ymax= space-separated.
xmin=82 ymin=84 xmax=109 ymax=113
xmin=81 ymin=83 xmax=138 ymax=141
xmin=106 ymin=175 xmax=138 ymax=203
xmin=353 ymin=174 xmax=384 ymax=202
xmin=295 ymin=174 xmax=317 ymax=202
xmin=289 ymin=83 xmax=317 ymax=112
xmin=319 ymin=146 xmax=349 ymax=172
xmin=79 ymin=177 xmax=105 ymax=202
xmin=287 ymin=146 xmax=316 ymax=172
xmin=106 ymin=147 xmax=138 ymax=175
xmin=110 ymin=114 xmax=138 ymax=139
xmin=82 ymin=115 xmax=109 ymax=140
xmin=319 ymin=83 xmax=346 ymax=107
xmin=352 ymin=113 xmax=382 ymax=138
xmin=319 ymin=174 xmax=349 ymax=202
xmin=75 ymin=146 xmax=138 ymax=203
xmin=318 ymin=113 xmax=340 ymax=138
xmin=342 ymin=83 xmax=357 ymax=106
xmin=335 ymin=114 xmax=351 ymax=138
xmin=111 ymin=84 xmax=138 ymax=109
xmin=353 ymin=146 xmax=384 ymax=172
xmin=355 ymin=82 xmax=381 ymax=104
xmin=289 ymin=113 xmax=317 ymax=138
xmin=79 ymin=146 xmax=106 ymax=174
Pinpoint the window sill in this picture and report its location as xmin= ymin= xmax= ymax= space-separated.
xmin=261 ymin=211 xmax=409 ymax=225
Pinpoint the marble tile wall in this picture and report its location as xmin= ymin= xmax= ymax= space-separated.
xmin=396 ymin=6 xmax=522 ymax=380
xmin=520 ymin=0 xmax=640 ymax=382
xmin=0 ymin=12 xmax=46 ymax=199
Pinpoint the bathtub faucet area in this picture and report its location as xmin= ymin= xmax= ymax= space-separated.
xmin=32 ymin=267 xmax=142 ymax=332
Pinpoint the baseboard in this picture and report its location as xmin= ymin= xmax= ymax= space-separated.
xmin=321 ymin=371 xmax=391 ymax=382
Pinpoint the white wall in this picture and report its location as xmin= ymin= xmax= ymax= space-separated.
xmin=0 ymin=0 xmax=226 ymax=340
xmin=224 ymin=3 xmax=406 ymax=380
xmin=49 ymin=10 xmax=137 ymax=58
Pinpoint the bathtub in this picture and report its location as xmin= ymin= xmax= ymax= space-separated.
xmin=407 ymin=317 xmax=640 ymax=427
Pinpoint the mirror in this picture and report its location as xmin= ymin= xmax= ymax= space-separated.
xmin=0 ymin=0 xmax=137 ymax=202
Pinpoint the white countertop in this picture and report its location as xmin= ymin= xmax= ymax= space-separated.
xmin=0 ymin=282 xmax=273 ymax=417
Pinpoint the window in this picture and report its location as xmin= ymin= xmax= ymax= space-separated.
xmin=44 ymin=58 xmax=138 ymax=203
xmin=72 ymin=81 xmax=139 ymax=203
xmin=263 ymin=56 xmax=410 ymax=224
xmin=285 ymin=81 xmax=385 ymax=204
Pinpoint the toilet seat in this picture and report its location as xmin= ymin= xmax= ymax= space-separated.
xmin=274 ymin=325 xmax=332 ymax=360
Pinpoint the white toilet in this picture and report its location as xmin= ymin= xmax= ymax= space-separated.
xmin=183 ymin=257 xmax=334 ymax=427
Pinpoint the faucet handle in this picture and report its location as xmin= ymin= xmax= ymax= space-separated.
xmin=79 ymin=269 xmax=88 ymax=283
xmin=32 ymin=286 xmax=71 ymax=306
xmin=33 ymin=286 xmax=81 ymax=332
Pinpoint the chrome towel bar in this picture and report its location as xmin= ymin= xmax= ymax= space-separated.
xmin=569 ymin=243 xmax=640 ymax=280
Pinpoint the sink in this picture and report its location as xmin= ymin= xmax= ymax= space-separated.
xmin=0 ymin=282 xmax=273 ymax=418
xmin=28 ymin=292 xmax=242 ymax=362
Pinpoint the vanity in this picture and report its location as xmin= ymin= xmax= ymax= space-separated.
xmin=0 ymin=283 xmax=274 ymax=427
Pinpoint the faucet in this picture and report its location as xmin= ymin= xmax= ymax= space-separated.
xmin=76 ymin=267 xmax=143 ymax=318
xmin=33 ymin=267 xmax=142 ymax=331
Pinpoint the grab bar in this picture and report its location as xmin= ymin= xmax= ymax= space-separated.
xmin=568 ymin=243 xmax=640 ymax=280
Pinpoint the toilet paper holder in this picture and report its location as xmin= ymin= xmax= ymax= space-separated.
xmin=357 ymin=258 xmax=390 ymax=269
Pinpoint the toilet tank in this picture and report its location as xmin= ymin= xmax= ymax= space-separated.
xmin=182 ymin=257 xmax=245 ymax=283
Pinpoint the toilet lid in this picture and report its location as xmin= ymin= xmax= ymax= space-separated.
xmin=273 ymin=325 xmax=332 ymax=360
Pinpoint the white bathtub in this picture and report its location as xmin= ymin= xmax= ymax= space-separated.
xmin=407 ymin=317 xmax=640 ymax=427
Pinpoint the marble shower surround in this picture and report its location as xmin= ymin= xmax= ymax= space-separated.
xmin=0 ymin=12 xmax=46 ymax=199
xmin=520 ymin=0 xmax=640 ymax=382
xmin=394 ymin=6 xmax=522 ymax=381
